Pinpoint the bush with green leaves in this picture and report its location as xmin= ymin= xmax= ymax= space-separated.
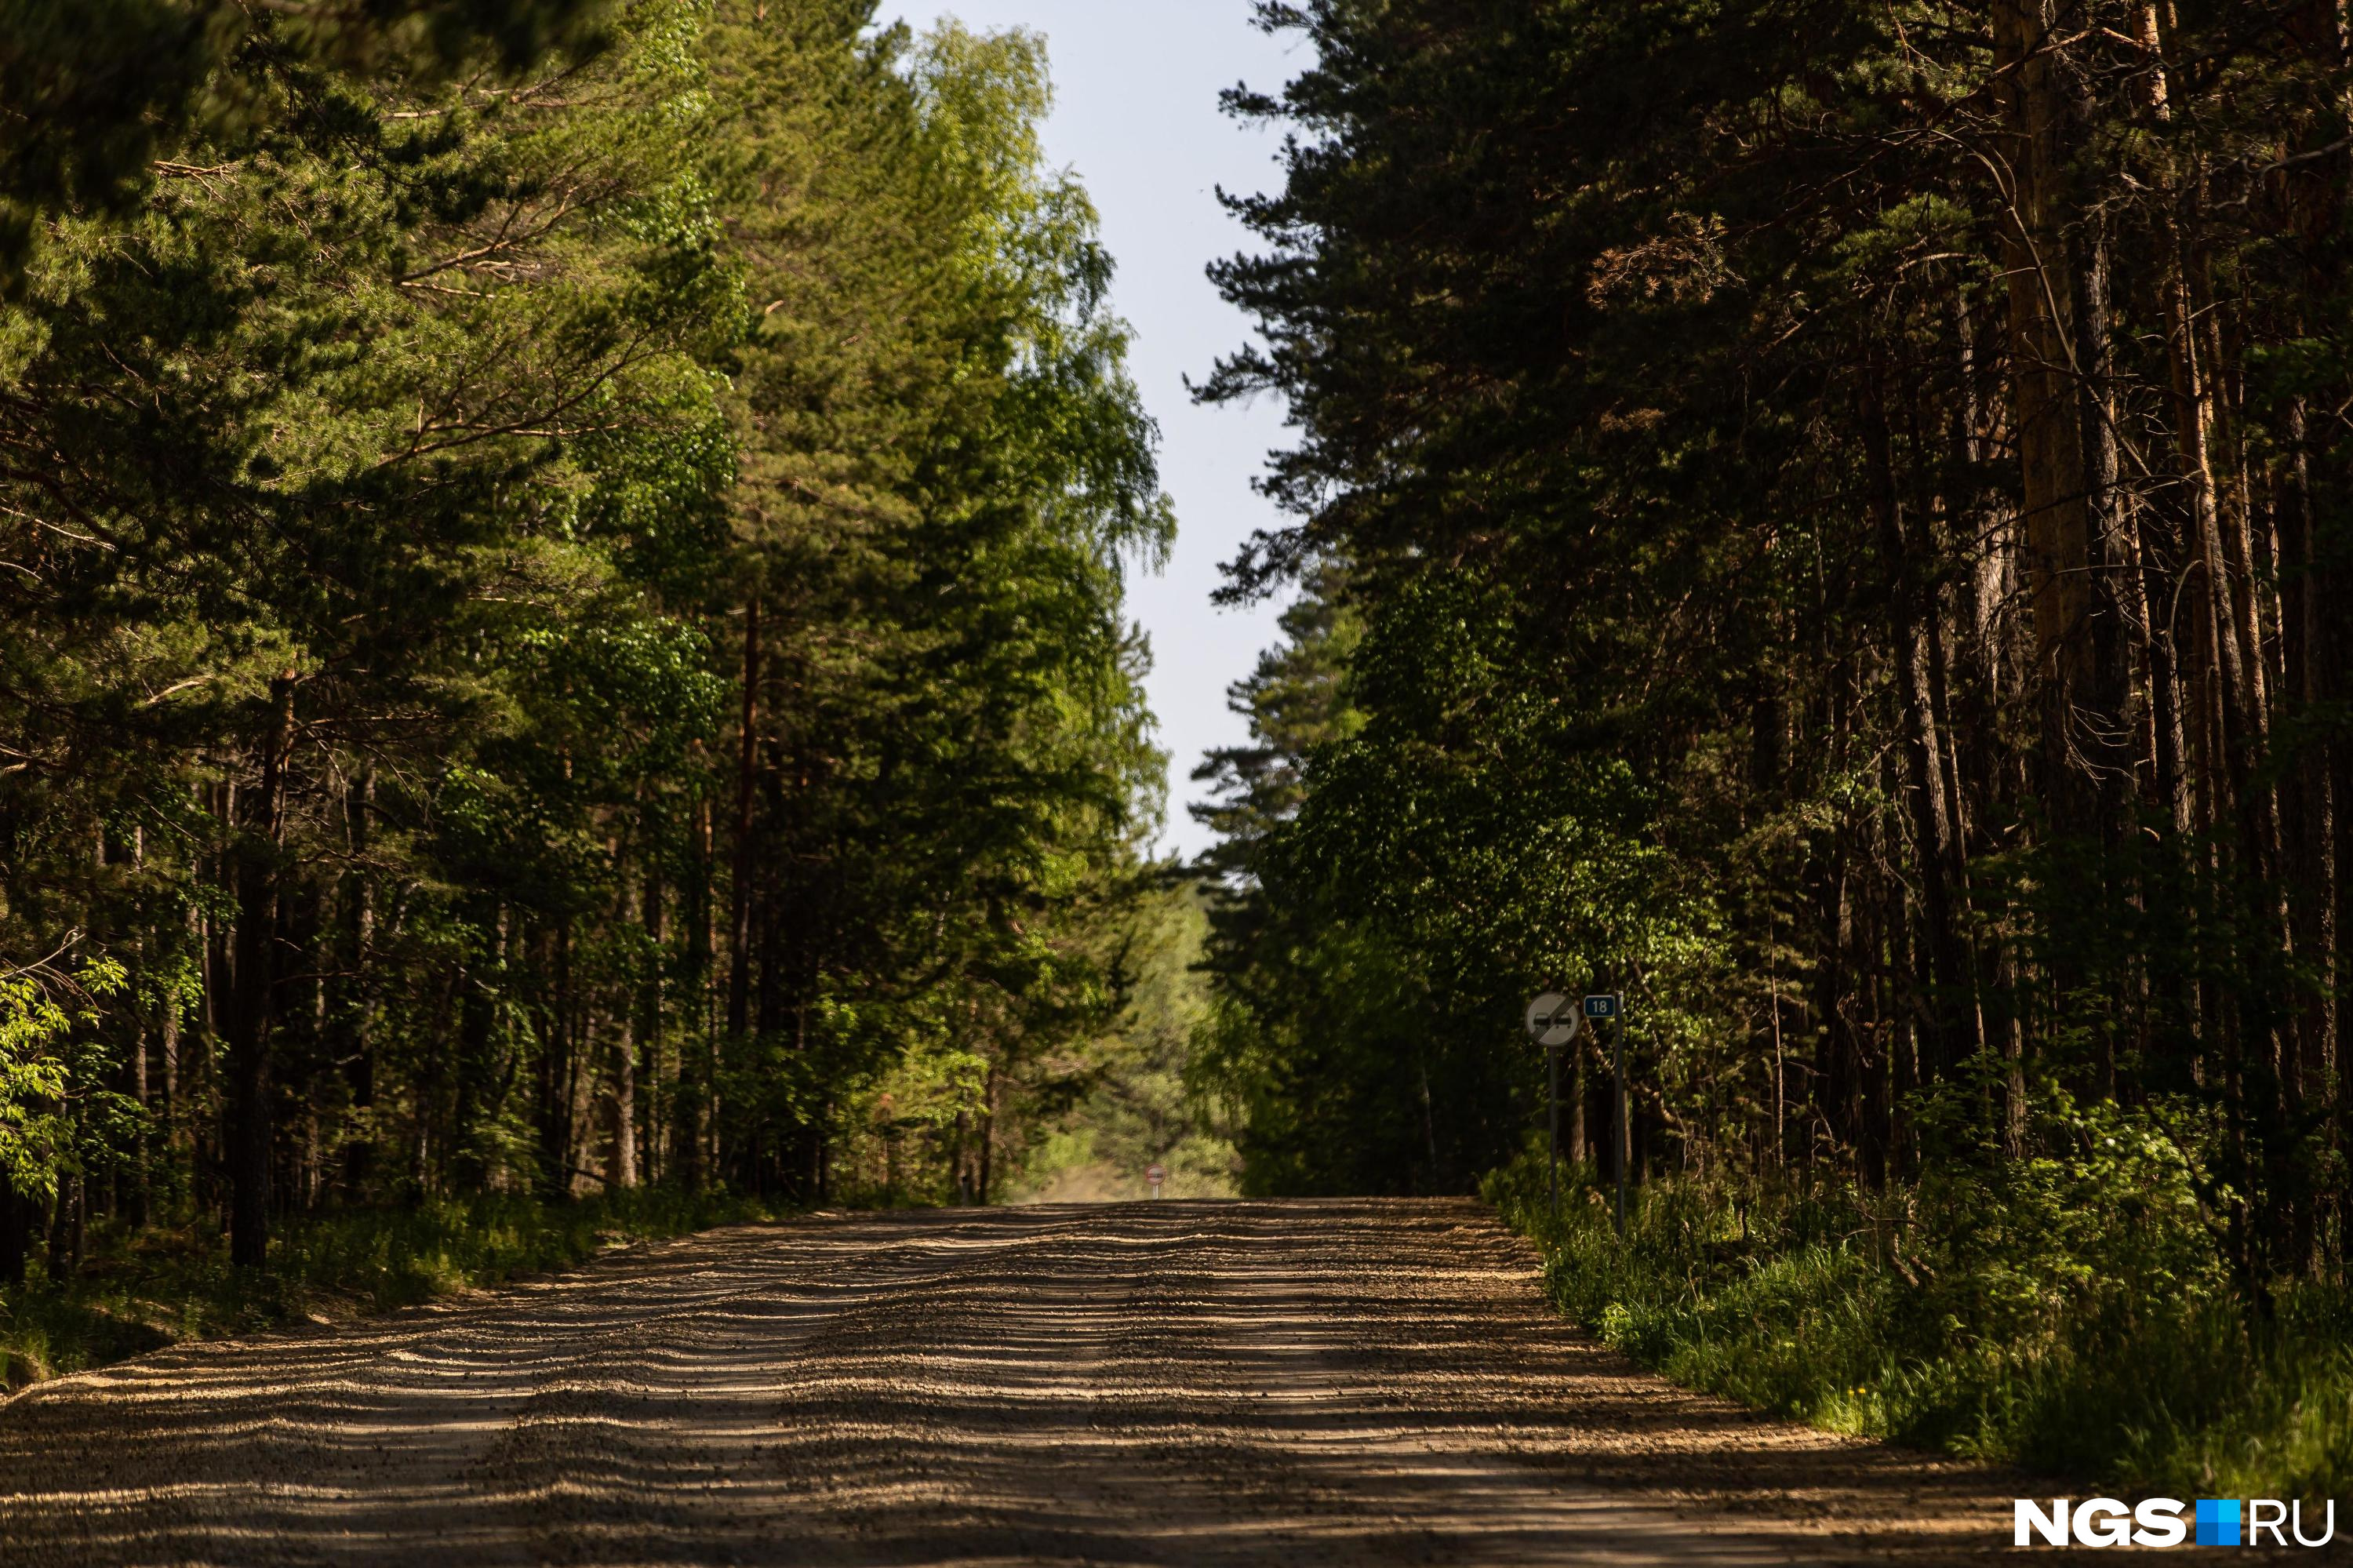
xmin=1490 ymin=1084 xmax=2353 ymax=1494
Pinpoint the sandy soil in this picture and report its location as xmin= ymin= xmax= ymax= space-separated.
xmin=0 ymin=1199 xmax=2020 ymax=1566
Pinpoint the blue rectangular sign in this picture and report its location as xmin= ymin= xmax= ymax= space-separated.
xmin=1583 ymin=995 xmax=1619 ymax=1019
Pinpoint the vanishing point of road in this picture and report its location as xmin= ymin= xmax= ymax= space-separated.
xmin=0 ymin=1200 xmax=2012 ymax=1566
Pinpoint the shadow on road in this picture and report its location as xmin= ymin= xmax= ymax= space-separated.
xmin=0 ymin=1200 xmax=2014 ymax=1566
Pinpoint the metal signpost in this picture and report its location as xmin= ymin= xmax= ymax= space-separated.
xmin=1522 ymin=993 xmax=1581 ymax=1223
xmin=1584 ymin=995 xmax=1624 ymax=1233
xmin=1147 ymin=1162 xmax=1166 ymax=1199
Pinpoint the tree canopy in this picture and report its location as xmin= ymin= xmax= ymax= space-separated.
xmin=0 ymin=0 xmax=1172 ymax=1273
xmin=1194 ymin=0 xmax=2353 ymax=1312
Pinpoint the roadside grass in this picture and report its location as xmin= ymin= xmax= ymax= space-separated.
xmin=0 ymin=1186 xmax=781 ymax=1392
xmin=1487 ymin=1152 xmax=2353 ymax=1500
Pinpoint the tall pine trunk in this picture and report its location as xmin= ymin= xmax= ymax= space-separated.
xmin=227 ymin=674 xmax=295 ymax=1270
xmin=1865 ymin=369 xmax=1976 ymax=1082
xmin=1992 ymin=0 xmax=2107 ymax=842
xmin=726 ymin=595 xmax=762 ymax=1042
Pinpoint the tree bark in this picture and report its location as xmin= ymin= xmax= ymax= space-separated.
xmin=0 ymin=1169 xmax=27 ymax=1286
xmin=227 ymin=672 xmax=296 ymax=1270
xmin=1864 ymin=370 xmax=1976 ymax=1081
xmin=338 ymin=769 xmax=374 ymax=1198
xmin=726 ymin=595 xmax=762 ymax=1041
xmin=1992 ymin=0 xmax=2104 ymax=839
xmin=2278 ymin=0 xmax=2353 ymax=1264
xmin=45 ymin=1171 xmax=81 ymax=1279
xmin=2075 ymin=223 xmax=2138 ymax=848
xmin=677 ymin=795 xmax=714 ymax=1192
xmin=639 ymin=847 xmax=665 ymax=1184
xmin=611 ymin=1014 xmax=638 ymax=1190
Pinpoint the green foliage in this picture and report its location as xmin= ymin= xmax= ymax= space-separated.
xmin=0 ymin=980 xmax=71 ymax=1195
xmin=0 ymin=0 xmax=623 ymax=269
xmin=0 ymin=0 xmax=1173 ymax=1277
xmin=0 ymin=959 xmax=125 ymax=1203
xmin=1489 ymin=1112 xmax=2353 ymax=1496
xmin=1195 ymin=565 xmax=1725 ymax=1193
xmin=1195 ymin=2 xmax=2353 ymax=1497
xmin=1007 ymin=879 xmax=1239 ymax=1202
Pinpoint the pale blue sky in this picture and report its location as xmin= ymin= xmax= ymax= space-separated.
xmin=871 ymin=1 xmax=1304 ymax=861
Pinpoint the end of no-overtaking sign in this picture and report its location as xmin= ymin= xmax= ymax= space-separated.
xmin=1523 ymin=991 xmax=1621 ymax=1047
xmin=1526 ymin=988 xmax=1628 ymax=1231
xmin=1523 ymin=991 xmax=1580 ymax=1047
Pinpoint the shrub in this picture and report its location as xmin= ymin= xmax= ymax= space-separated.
xmin=1489 ymin=1109 xmax=2353 ymax=1497
xmin=0 ymin=1185 xmax=778 ymax=1391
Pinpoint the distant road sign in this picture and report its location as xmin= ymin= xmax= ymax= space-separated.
xmin=1146 ymin=1163 xmax=1166 ymax=1185
xmin=1583 ymin=994 xmax=1620 ymax=1020
xmin=1524 ymin=992 xmax=1580 ymax=1049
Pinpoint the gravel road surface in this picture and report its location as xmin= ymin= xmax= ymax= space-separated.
xmin=0 ymin=1199 xmax=2015 ymax=1566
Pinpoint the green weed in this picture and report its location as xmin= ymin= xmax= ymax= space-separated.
xmin=0 ymin=1186 xmax=780 ymax=1392
xmin=1489 ymin=1153 xmax=2353 ymax=1498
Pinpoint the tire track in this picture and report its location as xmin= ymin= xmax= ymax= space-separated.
xmin=0 ymin=1201 xmax=2020 ymax=1567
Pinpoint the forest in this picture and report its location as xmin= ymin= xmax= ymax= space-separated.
xmin=0 ymin=0 xmax=1186 ymax=1304
xmin=1189 ymin=0 xmax=2353 ymax=1492
xmin=13 ymin=0 xmax=2353 ymax=1506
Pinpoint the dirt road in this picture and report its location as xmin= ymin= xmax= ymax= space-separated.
xmin=0 ymin=1200 xmax=2013 ymax=1566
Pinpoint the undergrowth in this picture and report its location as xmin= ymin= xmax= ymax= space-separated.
xmin=1488 ymin=1148 xmax=2353 ymax=1500
xmin=0 ymin=1186 xmax=780 ymax=1392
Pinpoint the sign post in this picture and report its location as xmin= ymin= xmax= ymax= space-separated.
xmin=1548 ymin=1043 xmax=1561 ymax=1221
xmin=1584 ymin=995 xmax=1624 ymax=1233
xmin=1147 ymin=1162 xmax=1166 ymax=1199
xmin=1523 ymin=993 xmax=1581 ymax=1224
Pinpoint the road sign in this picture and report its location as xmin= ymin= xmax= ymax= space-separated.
xmin=1583 ymin=994 xmax=1620 ymax=1020
xmin=1524 ymin=992 xmax=1581 ymax=1049
xmin=1147 ymin=1162 xmax=1166 ymax=1198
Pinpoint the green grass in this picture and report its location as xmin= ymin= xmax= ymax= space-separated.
xmin=1487 ymin=1154 xmax=2353 ymax=1499
xmin=0 ymin=1186 xmax=783 ymax=1392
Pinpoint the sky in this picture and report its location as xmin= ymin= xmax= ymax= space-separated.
xmin=870 ymin=1 xmax=1305 ymax=862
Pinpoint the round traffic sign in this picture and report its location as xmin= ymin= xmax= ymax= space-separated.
xmin=1523 ymin=991 xmax=1581 ymax=1049
xmin=1146 ymin=1163 xmax=1167 ymax=1185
